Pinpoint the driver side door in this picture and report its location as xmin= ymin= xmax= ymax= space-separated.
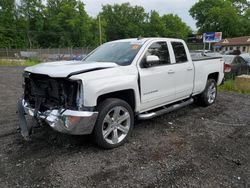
xmin=138 ymin=41 xmax=176 ymax=111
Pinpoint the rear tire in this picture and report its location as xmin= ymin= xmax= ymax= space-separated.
xmin=197 ymin=79 xmax=217 ymax=107
xmin=93 ymin=98 xmax=134 ymax=149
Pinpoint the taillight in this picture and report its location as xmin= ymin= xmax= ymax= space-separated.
xmin=224 ymin=63 xmax=232 ymax=73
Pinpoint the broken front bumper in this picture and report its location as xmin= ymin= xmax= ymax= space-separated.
xmin=18 ymin=99 xmax=98 ymax=139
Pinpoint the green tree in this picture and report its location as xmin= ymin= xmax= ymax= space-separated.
xmin=0 ymin=0 xmax=24 ymax=48
xmin=162 ymin=14 xmax=192 ymax=39
xmin=190 ymin=0 xmax=231 ymax=29
xmin=43 ymin=0 xmax=92 ymax=47
xmin=100 ymin=3 xmax=147 ymax=41
xmin=242 ymin=7 xmax=250 ymax=35
xmin=189 ymin=0 xmax=249 ymax=37
xmin=0 ymin=1 xmax=194 ymax=48
xmin=101 ymin=3 xmax=191 ymax=41
xmin=19 ymin=0 xmax=45 ymax=48
xmin=146 ymin=11 xmax=166 ymax=37
xmin=87 ymin=15 xmax=107 ymax=46
xmin=206 ymin=7 xmax=242 ymax=37
xmin=229 ymin=0 xmax=250 ymax=14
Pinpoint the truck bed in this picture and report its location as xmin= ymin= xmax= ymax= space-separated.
xmin=192 ymin=57 xmax=224 ymax=95
xmin=192 ymin=56 xmax=222 ymax=62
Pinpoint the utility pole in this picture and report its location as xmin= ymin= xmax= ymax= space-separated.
xmin=203 ymin=33 xmax=206 ymax=52
xmin=99 ymin=15 xmax=102 ymax=45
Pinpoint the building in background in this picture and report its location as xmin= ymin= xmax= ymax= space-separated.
xmin=215 ymin=36 xmax=250 ymax=53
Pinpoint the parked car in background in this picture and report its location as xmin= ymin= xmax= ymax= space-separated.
xmin=240 ymin=53 xmax=250 ymax=67
xmin=223 ymin=55 xmax=249 ymax=79
xmin=224 ymin=50 xmax=241 ymax=55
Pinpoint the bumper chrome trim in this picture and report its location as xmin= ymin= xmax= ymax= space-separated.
xmin=22 ymin=99 xmax=98 ymax=135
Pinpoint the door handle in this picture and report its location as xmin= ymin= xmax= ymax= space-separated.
xmin=187 ymin=67 xmax=193 ymax=71
xmin=168 ymin=70 xmax=175 ymax=74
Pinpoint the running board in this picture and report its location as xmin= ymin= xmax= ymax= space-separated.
xmin=138 ymin=98 xmax=194 ymax=120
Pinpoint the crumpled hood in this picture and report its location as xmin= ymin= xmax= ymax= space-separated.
xmin=24 ymin=60 xmax=118 ymax=77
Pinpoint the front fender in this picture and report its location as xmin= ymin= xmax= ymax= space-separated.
xmin=84 ymin=75 xmax=140 ymax=111
xmin=69 ymin=66 xmax=141 ymax=112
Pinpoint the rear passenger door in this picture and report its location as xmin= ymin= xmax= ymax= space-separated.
xmin=170 ymin=41 xmax=194 ymax=99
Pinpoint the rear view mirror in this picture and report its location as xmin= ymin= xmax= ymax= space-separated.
xmin=144 ymin=55 xmax=160 ymax=68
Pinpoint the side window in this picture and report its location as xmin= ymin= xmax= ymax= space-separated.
xmin=171 ymin=42 xmax=188 ymax=63
xmin=233 ymin=57 xmax=243 ymax=64
xmin=238 ymin=57 xmax=246 ymax=64
xmin=145 ymin=42 xmax=170 ymax=66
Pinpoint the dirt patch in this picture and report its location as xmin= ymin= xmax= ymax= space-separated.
xmin=0 ymin=67 xmax=250 ymax=187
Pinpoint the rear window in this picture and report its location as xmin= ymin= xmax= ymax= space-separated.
xmin=171 ymin=42 xmax=188 ymax=63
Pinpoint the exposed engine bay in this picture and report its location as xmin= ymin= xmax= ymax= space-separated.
xmin=23 ymin=72 xmax=81 ymax=115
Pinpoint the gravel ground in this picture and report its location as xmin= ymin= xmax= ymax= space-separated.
xmin=0 ymin=66 xmax=250 ymax=188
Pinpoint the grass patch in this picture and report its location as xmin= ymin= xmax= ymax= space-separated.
xmin=0 ymin=58 xmax=41 ymax=66
xmin=219 ymin=79 xmax=250 ymax=95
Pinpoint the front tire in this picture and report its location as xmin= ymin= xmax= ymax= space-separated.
xmin=93 ymin=98 xmax=134 ymax=149
xmin=198 ymin=79 xmax=217 ymax=106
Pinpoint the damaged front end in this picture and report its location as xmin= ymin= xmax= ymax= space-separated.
xmin=17 ymin=72 xmax=98 ymax=140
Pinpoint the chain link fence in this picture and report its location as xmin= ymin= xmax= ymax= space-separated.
xmin=0 ymin=47 xmax=94 ymax=62
xmin=0 ymin=44 xmax=205 ymax=62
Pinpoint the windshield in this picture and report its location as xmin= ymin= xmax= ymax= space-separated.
xmin=83 ymin=41 xmax=142 ymax=66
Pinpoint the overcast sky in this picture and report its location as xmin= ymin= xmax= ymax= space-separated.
xmin=82 ymin=0 xmax=199 ymax=30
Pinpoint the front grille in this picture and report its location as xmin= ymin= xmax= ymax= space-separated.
xmin=24 ymin=72 xmax=79 ymax=112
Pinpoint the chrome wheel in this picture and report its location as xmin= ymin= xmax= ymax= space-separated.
xmin=207 ymin=82 xmax=216 ymax=104
xmin=102 ymin=106 xmax=131 ymax=145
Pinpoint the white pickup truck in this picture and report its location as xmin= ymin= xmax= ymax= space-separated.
xmin=18 ymin=38 xmax=224 ymax=148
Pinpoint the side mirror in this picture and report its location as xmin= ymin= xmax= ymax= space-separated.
xmin=144 ymin=55 xmax=160 ymax=68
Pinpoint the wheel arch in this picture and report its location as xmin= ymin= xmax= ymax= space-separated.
xmin=97 ymin=89 xmax=136 ymax=112
xmin=207 ymin=72 xmax=219 ymax=84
